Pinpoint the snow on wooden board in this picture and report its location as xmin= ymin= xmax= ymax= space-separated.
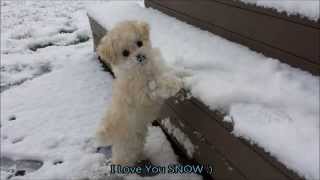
xmin=87 ymin=2 xmax=319 ymax=180
xmin=239 ymin=0 xmax=320 ymax=21
xmin=0 ymin=1 xmax=201 ymax=180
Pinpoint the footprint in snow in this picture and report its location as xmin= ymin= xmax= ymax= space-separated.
xmin=11 ymin=137 xmax=24 ymax=144
xmin=96 ymin=146 xmax=112 ymax=159
xmin=0 ymin=156 xmax=43 ymax=179
xmin=53 ymin=160 xmax=63 ymax=165
xmin=8 ymin=115 xmax=16 ymax=121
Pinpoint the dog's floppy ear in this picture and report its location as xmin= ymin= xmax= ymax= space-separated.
xmin=137 ymin=21 xmax=150 ymax=40
xmin=97 ymin=34 xmax=116 ymax=65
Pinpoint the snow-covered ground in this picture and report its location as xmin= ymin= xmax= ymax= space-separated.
xmin=239 ymin=0 xmax=320 ymax=21
xmin=88 ymin=2 xmax=319 ymax=180
xmin=1 ymin=1 xmax=201 ymax=180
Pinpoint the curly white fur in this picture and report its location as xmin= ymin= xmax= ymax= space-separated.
xmin=96 ymin=21 xmax=182 ymax=165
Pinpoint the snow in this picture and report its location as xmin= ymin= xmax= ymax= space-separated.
xmin=239 ymin=0 xmax=320 ymax=21
xmin=161 ymin=118 xmax=195 ymax=158
xmin=87 ymin=2 xmax=319 ymax=180
xmin=1 ymin=1 xmax=201 ymax=180
xmin=229 ymin=103 xmax=318 ymax=178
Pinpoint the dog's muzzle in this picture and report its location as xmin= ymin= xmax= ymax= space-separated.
xmin=136 ymin=54 xmax=146 ymax=64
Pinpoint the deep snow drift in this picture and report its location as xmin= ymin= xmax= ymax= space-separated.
xmin=88 ymin=2 xmax=319 ymax=180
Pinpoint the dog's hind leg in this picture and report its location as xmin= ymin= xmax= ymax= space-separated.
xmin=96 ymin=126 xmax=112 ymax=146
xmin=96 ymin=106 xmax=129 ymax=146
xmin=111 ymin=134 xmax=145 ymax=166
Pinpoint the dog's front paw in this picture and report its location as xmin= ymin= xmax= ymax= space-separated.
xmin=148 ymin=80 xmax=157 ymax=91
xmin=155 ymin=75 xmax=183 ymax=99
xmin=164 ymin=75 xmax=183 ymax=97
xmin=171 ymin=76 xmax=184 ymax=95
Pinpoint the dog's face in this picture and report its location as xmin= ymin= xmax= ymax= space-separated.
xmin=97 ymin=21 xmax=152 ymax=70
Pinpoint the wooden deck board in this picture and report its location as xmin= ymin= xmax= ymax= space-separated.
xmin=163 ymin=95 xmax=302 ymax=180
xmin=188 ymin=96 xmax=304 ymax=180
xmin=145 ymin=0 xmax=320 ymax=75
xmin=214 ymin=0 xmax=320 ymax=29
xmin=88 ymin=15 xmax=107 ymax=51
xmin=159 ymin=104 xmax=247 ymax=180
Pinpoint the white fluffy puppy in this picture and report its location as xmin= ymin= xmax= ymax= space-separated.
xmin=96 ymin=21 xmax=182 ymax=166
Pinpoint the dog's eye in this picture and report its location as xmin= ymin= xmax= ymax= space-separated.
xmin=122 ymin=49 xmax=130 ymax=57
xmin=137 ymin=41 xmax=143 ymax=47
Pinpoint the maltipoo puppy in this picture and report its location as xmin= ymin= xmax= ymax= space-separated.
xmin=96 ymin=21 xmax=182 ymax=166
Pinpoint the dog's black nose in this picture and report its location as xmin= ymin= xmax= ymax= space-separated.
xmin=136 ymin=54 xmax=146 ymax=63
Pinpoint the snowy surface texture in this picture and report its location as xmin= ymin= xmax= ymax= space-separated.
xmin=161 ymin=118 xmax=195 ymax=158
xmin=87 ymin=2 xmax=319 ymax=180
xmin=1 ymin=1 xmax=201 ymax=180
xmin=239 ymin=0 xmax=320 ymax=21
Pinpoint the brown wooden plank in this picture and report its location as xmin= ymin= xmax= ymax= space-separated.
xmin=159 ymin=104 xmax=247 ymax=180
xmin=186 ymin=96 xmax=304 ymax=180
xmin=164 ymin=97 xmax=303 ymax=180
xmin=88 ymin=15 xmax=114 ymax=75
xmin=216 ymin=0 xmax=320 ymax=29
xmin=145 ymin=0 xmax=320 ymax=75
xmin=152 ymin=121 xmax=213 ymax=180
xmin=176 ymin=90 xmax=234 ymax=132
xmin=148 ymin=0 xmax=319 ymax=63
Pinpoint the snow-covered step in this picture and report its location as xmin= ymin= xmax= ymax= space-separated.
xmin=145 ymin=0 xmax=320 ymax=75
